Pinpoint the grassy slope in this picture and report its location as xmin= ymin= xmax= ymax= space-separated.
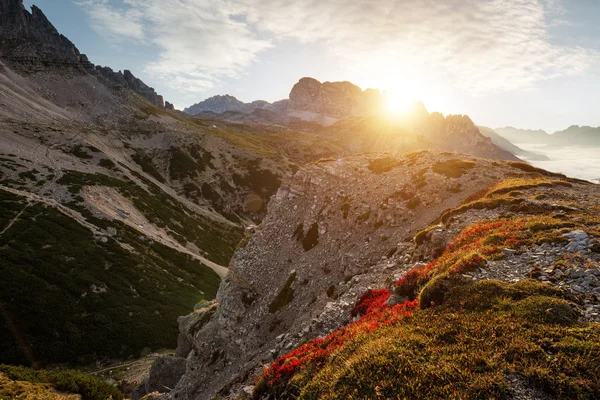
xmin=0 ymin=188 xmax=221 ymax=366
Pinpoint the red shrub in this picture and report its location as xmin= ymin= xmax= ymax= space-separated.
xmin=394 ymin=220 xmax=525 ymax=300
xmin=351 ymin=289 xmax=391 ymax=317
xmin=259 ymin=299 xmax=419 ymax=392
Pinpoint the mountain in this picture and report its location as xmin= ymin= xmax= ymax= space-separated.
xmin=478 ymin=126 xmax=549 ymax=161
xmin=1 ymin=1 xmax=574 ymax=396
xmin=495 ymin=125 xmax=600 ymax=148
xmin=0 ymin=0 xmax=93 ymax=72
xmin=0 ymin=0 xmax=168 ymax=108
xmin=183 ymin=94 xmax=286 ymax=115
xmin=287 ymin=77 xmax=383 ymax=118
xmin=144 ymin=152 xmax=600 ymax=399
xmin=551 ymin=125 xmax=600 ymax=147
xmin=494 ymin=126 xmax=551 ymax=144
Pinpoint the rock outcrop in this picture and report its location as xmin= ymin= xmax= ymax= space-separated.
xmin=0 ymin=0 xmax=93 ymax=72
xmin=288 ymin=77 xmax=382 ymax=118
xmin=95 ymin=66 xmax=166 ymax=108
xmin=0 ymin=0 xmax=172 ymax=108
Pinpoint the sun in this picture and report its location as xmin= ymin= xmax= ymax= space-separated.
xmin=384 ymin=91 xmax=416 ymax=115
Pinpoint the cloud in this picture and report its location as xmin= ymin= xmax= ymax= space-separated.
xmin=518 ymin=144 xmax=600 ymax=182
xmin=77 ymin=0 xmax=598 ymax=94
xmin=75 ymin=0 xmax=144 ymax=41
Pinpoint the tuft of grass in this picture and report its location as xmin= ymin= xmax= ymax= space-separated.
xmin=439 ymin=178 xmax=573 ymax=224
xmin=432 ymin=159 xmax=476 ymax=178
xmin=508 ymin=161 xmax=566 ymax=178
xmin=368 ymin=157 xmax=404 ymax=174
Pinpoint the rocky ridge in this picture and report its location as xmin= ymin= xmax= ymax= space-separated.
xmin=0 ymin=0 xmax=170 ymax=108
xmin=184 ymin=95 xmax=288 ymax=116
xmin=288 ymin=77 xmax=383 ymax=118
xmin=0 ymin=0 xmax=92 ymax=72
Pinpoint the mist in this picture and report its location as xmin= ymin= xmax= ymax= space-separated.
xmin=517 ymin=143 xmax=600 ymax=184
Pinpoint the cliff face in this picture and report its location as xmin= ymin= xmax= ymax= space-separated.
xmin=95 ymin=66 xmax=166 ymax=108
xmin=0 ymin=0 xmax=170 ymax=108
xmin=288 ymin=77 xmax=382 ymax=118
xmin=0 ymin=0 xmax=92 ymax=72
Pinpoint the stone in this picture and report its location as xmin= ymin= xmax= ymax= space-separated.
xmin=502 ymin=248 xmax=517 ymax=256
xmin=146 ymin=355 xmax=187 ymax=394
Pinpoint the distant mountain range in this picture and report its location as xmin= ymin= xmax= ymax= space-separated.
xmin=478 ymin=126 xmax=549 ymax=161
xmin=495 ymin=126 xmax=600 ymax=147
xmin=184 ymin=77 xmax=386 ymax=126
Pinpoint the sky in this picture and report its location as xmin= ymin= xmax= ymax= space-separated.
xmin=23 ymin=0 xmax=600 ymax=133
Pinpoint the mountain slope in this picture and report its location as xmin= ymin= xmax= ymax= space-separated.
xmin=478 ymin=125 xmax=549 ymax=160
xmin=183 ymin=95 xmax=286 ymax=116
xmin=154 ymin=152 xmax=600 ymax=400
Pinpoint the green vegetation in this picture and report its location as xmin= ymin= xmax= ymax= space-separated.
xmin=56 ymin=170 xmax=242 ymax=265
xmin=293 ymin=223 xmax=319 ymax=251
xmin=169 ymin=147 xmax=202 ymax=180
xmin=70 ymin=145 xmax=95 ymax=160
xmin=0 ymin=188 xmax=222 ymax=366
xmin=0 ymin=364 xmax=123 ymax=400
xmin=440 ymin=177 xmax=573 ymax=224
xmin=414 ymin=224 xmax=439 ymax=245
xmin=432 ymin=159 xmax=476 ymax=178
xmin=98 ymin=158 xmax=117 ymax=170
xmin=132 ymin=150 xmax=165 ymax=183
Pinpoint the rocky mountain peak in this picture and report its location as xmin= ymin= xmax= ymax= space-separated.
xmin=183 ymin=94 xmax=283 ymax=115
xmin=0 ymin=0 xmax=92 ymax=72
xmin=0 ymin=0 xmax=173 ymax=108
xmin=288 ymin=77 xmax=382 ymax=118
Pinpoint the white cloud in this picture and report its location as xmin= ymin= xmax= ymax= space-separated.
xmin=77 ymin=0 xmax=598 ymax=94
xmin=76 ymin=0 xmax=144 ymax=41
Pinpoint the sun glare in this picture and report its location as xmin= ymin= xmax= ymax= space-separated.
xmin=385 ymin=91 xmax=415 ymax=115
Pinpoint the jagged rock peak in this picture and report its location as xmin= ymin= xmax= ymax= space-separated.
xmin=288 ymin=77 xmax=383 ymax=118
xmin=0 ymin=0 xmax=92 ymax=71
xmin=95 ymin=66 xmax=166 ymax=108
xmin=0 ymin=1 xmax=173 ymax=109
xmin=184 ymin=94 xmax=286 ymax=115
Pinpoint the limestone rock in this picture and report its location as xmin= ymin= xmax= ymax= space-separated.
xmin=146 ymin=355 xmax=187 ymax=394
xmin=288 ymin=77 xmax=382 ymax=118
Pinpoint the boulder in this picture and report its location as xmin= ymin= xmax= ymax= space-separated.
xmin=145 ymin=355 xmax=187 ymax=394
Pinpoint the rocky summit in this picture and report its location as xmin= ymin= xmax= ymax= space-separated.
xmin=0 ymin=0 xmax=92 ymax=72
xmin=288 ymin=77 xmax=383 ymax=118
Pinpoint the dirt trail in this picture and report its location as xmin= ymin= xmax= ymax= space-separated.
xmin=82 ymin=185 xmax=229 ymax=278
xmin=0 ymin=201 xmax=30 ymax=236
